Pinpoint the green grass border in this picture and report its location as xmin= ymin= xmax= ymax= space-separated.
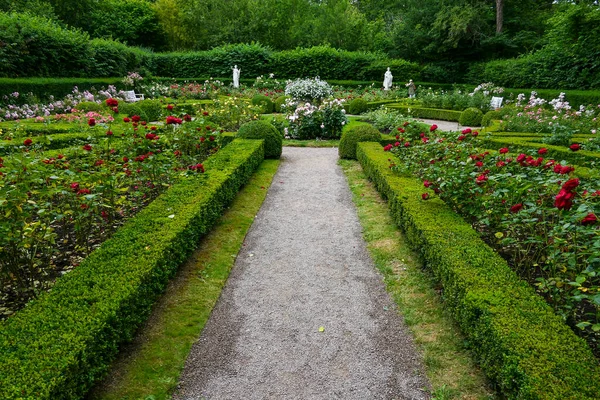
xmin=88 ymin=159 xmax=280 ymax=400
xmin=340 ymin=159 xmax=496 ymax=400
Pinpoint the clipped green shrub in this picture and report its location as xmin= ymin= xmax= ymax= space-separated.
xmin=338 ymin=124 xmax=380 ymax=159
xmin=348 ymin=98 xmax=369 ymax=115
xmin=459 ymin=107 xmax=484 ymax=126
xmin=274 ymin=95 xmax=290 ymax=113
xmin=237 ymin=120 xmax=282 ymax=159
xmin=385 ymin=105 xmax=462 ymax=122
xmin=74 ymin=101 xmax=103 ymax=113
xmin=137 ymin=99 xmax=164 ymax=122
xmin=251 ymin=94 xmax=274 ymax=114
xmin=356 ymin=142 xmax=600 ymax=399
xmin=0 ymin=139 xmax=265 ymax=399
xmin=482 ymin=110 xmax=503 ymax=127
xmin=119 ymin=103 xmax=148 ymax=122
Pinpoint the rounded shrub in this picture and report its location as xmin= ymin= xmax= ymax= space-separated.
xmin=482 ymin=109 xmax=503 ymax=127
xmin=119 ymin=103 xmax=148 ymax=122
xmin=237 ymin=120 xmax=282 ymax=159
xmin=251 ymin=94 xmax=274 ymax=114
xmin=75 ymin=101 xmax=103 ymax=112
xmin=339 ymin=124 xmax=381 ymax=160
xmin=274 ymin=95 xmax=290 ymax=113
xmin=137 ymin=99 xmax=164 ymax=122
xmin=348 ymin=98 xmax=369 ymax=115
xmin=459 ymin=107 xmax=484 ymax=126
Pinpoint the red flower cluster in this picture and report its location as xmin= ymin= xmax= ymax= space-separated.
xmin=553 ymin=164 xmax=575 ymax=174
xmin=430 ymin=124 xmax=438 ymax=132
xmin=569 ymin=143 xmax=581 ymax=151
xmin=554 ymin=178 xmax=579 ymax=210
xmin=145 ymin=133 xmax=159 ymax=140
xmin=421 ymin=193 xmax=430 ymax=200
xmin=83 ymin=144 xmax=92 ymax=151
xmin=88 ymin=118 xmax=96 ymax=127
xmin=123 ymin=117 xmax=131 ymax=123
xmin=132 ymin=115 xmax=141 ymax=123
xmin=538 ymin=148 xmax=548 ymax=155
xmin=189 ymin=163 xmax=205 ymax=172
xmin=106 ymin=98 xmax=119 ymax=107
xmin=106 ymin=130 xmax=113 ymax=136
xmin=23 ymin=138 xmax=33 ymax=146
xmin=166 ymin=116 xmax=183 ymax=125
xmin=383 ymin=144 xmax=393 ymax=151
xmin=499 ymin=147 xmax=509 ymax=154
xmin=581 ymin=213 xmax=598 ymax=226
xmin=510 ymin=203 xmax=523 ymax=213
xmin=183 ymin=114 xmax=192 ymax=122
xmin=475 ymin=174 xmax=488 ymax=185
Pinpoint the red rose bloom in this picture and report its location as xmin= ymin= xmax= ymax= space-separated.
xmin=145 ymin=133 xmax=159 ymax=140
xmin=166 ymin=116 xmax=182 ymax=125
xmin=516 ymin=153 xmax=527 ymax=163
xmin=394 ymin=142 xmax=400 ymax=147
xmin=167 ymin=104 xmax=174 ymax=111
xmin=472 ymin=131 xmax=479 ymax=137
xmin=499 ymin=147 xmax=509 ymax=154
xmin=106 ymin=98 xmax=119 ymax=107
xmin=475 ymin=174 xmax=488 ymax=185
xmin=383 ymin=144 xmax=393 ymax=151
xmin=23 ymin=138 xmax=33 ymax=146
xmin=132 ymin=115 xmax=141 ymax=123
xmin=496 ymin=161 xmax=506 ymax=168
xmin=404 ymin=142 xmax=411 ymax=147
xmin=429 ymin=124 xmax=438 ymax=132
xmin=83 ymin=144 xmax=92 ymax=151
xmin=570 ymin=143 xmax=581 ymax=151
xmin=581 ymin=213 xmax=598 ymax=226
xmin=462 ymin=128 xmax=472 ymax=134
xmin=202 ymin=111 xmax=209 ymax=116
xmin=510 ymin=203 xmax=523 ymax=213
xmin=106 ymin=130 xmax=113 ymax=136
xmin=200 ymin=136 xmax=206 ymax=143
xmin=561 ymin=178 xmax=580 ymax=192
xmin=554 ymin=189 xmax=576 ymax=210
xmin=458 ymin=135 xmax=466 ymax=141
xmin=88 ymin=118 xmax=96 ymax=127
xmin=123 ymin=117 xmax=131 ymax=123
xmin=183 ymin=114 xmax=192 ymax=122
xmin=538 ymin=148 xmax=548 ymax=155
xmin=421 ymin=193 xmax=430 ymax=200
xmin=423 ymin=180 xmax=431 ymax=188
xmin=70 ymin=182 xmax=79 ymax=192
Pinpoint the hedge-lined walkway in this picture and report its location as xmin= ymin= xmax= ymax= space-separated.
xmin=174 ymin=147 xmax=430 ymax=399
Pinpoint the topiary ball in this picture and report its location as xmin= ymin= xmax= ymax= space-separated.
xmin=274 ymin=95 xmax=290 ymax=113
xmin=348 ymin=98 xmax=369 ymax=115
xmin=119 ymin=103 xmax=148 ymax=122
xmin=459 ymin=107 xmax=484 ymax=126
xmin=339 ymin=124 xmax=381 ymax=159
xmin=137 ymin=99 xmax=164 ymax=122
xmin=237 ymin=120 xmax=282 ymax=159
xmin=251 ymin=94 xmax=274 ymax=114
xmin=482 ymin=109 xmax=503 ymax=127
xmin=75 ymin=101 xmax=103 ymax=113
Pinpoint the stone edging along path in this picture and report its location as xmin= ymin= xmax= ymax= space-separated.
xmin=173 ymin=147 xmax=431 ymax=399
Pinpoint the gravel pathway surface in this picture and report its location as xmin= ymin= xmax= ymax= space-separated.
xmin=415 ymin=118 xmax=480 ymax=132
xmin=174 ymin=147 xmax=430 ymax=400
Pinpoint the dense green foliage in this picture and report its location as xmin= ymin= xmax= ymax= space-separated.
xmin=482 ymin=110 xmax=502 ymax=127
xmin=356 ymin=141 xmax=600 ymax=399
xmin=251 ymin=94 xmax=274 ymax=114
xmin=0 ymin=139 xmax=264 ymax=399
xmin=459 ymin=107 xmax=483 ymax=126
xmin=237 ymin=120 xmax=282 ymax=159
xmin=348 ymin=98 xmax=369 ymax=115
xmin=338 ymin=124 xmax=381 ymax=159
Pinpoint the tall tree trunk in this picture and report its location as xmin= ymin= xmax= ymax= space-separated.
xmin=496 ymin=0 xmax=503 ymax=34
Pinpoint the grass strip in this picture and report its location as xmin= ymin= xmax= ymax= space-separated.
xmin=87 ymin=159 xmax=280 ymax=400
xmin=340 ymin=159 xmax=496 ymax=400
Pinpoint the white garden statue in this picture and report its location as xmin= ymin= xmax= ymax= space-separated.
xmin=383 ymin=67 xmax=393 ymax=90
xmin=232 ymin=65 xmax=241 ymax=88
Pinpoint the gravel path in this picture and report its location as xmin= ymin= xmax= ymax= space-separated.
xmin=415 ymin=118 xmax=481 ymax=132
xmin=174 ymin=147 xmax=430 ymax=400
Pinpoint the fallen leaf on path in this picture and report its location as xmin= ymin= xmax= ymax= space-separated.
xmin=319 ymin=326 xmax=325 ymax=332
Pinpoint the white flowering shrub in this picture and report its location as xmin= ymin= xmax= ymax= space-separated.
xmin=285 ymin=97 xmax=347 ymax=139
xmin=470 ymin=82 xmax=504 ymax=96
xmin=285 ymin=77 xmax=333 ymax=102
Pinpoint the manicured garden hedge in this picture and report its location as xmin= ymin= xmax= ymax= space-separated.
xmin=0 ymin=132 xmax=95 ymax=155
xmin=385 ymin=105 xmax=462 ymax=122
xmin=356 ymin=141 xmax=600 ymax=399
xmin=480 ymin=136 xmax=600 ymax=165
xmin=0 ymin=139 xmax=264 ymax=399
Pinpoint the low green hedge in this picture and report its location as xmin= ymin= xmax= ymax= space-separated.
xmin=0 ymin=122 xmax=78 ymax=137
xmin=356 ymin=142 xmax=600 ymax=399
xmin=480 ymin=136 xmax=600 ymax=165
xmin=385 ymin=105 xmax=463 ymax=121
xmin=0 ymin=78 xmax=124 ymax=102
xmin=0 ymin=132 xmax=94 ymax=155
xmin=0 ymin=139 xmax=265 ymax=399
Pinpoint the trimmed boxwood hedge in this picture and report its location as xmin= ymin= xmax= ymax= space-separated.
xmin=0 ymin=132 xmax=96 ymax=155
xmin=480 ymin=136 xmax=600 ymax=165
xmin=385 ymin=105 xmax=463 ymax=122
xmin=0 ymin=139 xmax=264 ymax=399
xmin=356 ymin=141 xmax=600 ymax=399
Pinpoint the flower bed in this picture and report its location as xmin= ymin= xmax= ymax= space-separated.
xmin=0 ymin=139 xmax=265 ymax=400
xmin=356 ymin=141 xmax=600 ymax=399
xmin=0 ymin=116 xmax=222 ymax=317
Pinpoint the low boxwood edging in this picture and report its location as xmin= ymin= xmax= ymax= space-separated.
xmin=480 ymin=136 xmax=600 ymax=165
xmin=356 ymin=141 xmax=600 ymax=399
xmin=0 ymin=139 xmax=265 ymax=399
xmin=385 ymin=104 xmax=463 ymax=121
